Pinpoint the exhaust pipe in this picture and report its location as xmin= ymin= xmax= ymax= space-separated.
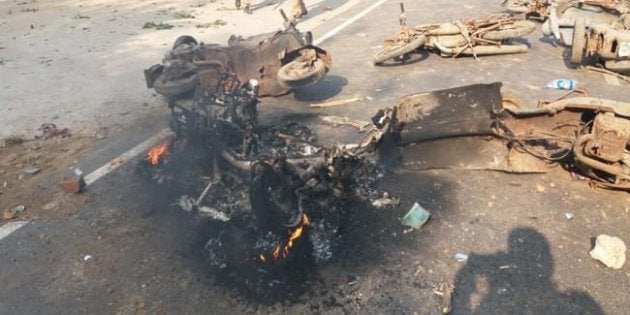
xmin=434 ymin=41 xmax=529 ymax=56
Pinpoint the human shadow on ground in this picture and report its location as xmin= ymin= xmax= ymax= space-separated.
xmin=453 ymin=227 xmax=604 ymax=314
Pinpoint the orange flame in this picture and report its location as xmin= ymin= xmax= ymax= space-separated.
xmin=259 ymin=214 xmax=310 ymax=263
xmin=146 ymin=142 xmax=169 ymax=165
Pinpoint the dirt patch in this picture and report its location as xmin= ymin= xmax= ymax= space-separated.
xmin=0 ymin=136 xmax=95 ymax=221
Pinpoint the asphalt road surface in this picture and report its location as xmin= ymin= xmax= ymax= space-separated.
xmin=1 ymin=1 xmax=629 ymax=314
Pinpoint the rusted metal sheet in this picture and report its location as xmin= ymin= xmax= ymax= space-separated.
xmin=395 ymin=83 xmax=503 ymax=145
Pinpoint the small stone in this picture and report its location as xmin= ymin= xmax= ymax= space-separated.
xmin=6 ymin=153 xmax=18 ymax=162
xmin=536 ymin=184 xmax=546 ymax=192
xmin=0 ymin=169 xmax=5 ymax=176
xmin=24 ymin=166 xmax=41 ymax=175
xmin=589 ymin=234 xmax=626 ymax=269
xmin=94 ymin=131 xmax=107 ymax=140
xmin=15 ymin=163 xmax=24 ymax=169
xmin=42 ymin=202 xmax=57 ymax=211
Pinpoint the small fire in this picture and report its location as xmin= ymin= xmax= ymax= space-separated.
xmin=146 ymin=142 xmax=169 ymax=165
xmin=257 ymin=213 xmax=310 ymax=263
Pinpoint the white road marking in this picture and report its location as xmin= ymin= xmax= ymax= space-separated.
xmin=313 ymin=0 xmax=389 ymax=45
xmin=83 ymin=128 xmax=173 ymax=186
xmin=0 ymin=221 xmax=28 ymax=242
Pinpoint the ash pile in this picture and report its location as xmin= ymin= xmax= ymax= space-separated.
xmin=137 ymin=74 xmax=399 ymax=297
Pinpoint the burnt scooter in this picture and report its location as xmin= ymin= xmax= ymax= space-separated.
xmin=144 ymin=10 xmax=331 ymax=98
xmin=374 ymin=3 xmax=536 ymax=65
xmin=164 ymin=71 xmax=394 ymax=232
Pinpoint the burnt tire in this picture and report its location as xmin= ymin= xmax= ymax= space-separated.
xmin=277 ymin=58 xmax=328 ymax=89
xmin=249 ymin=165 xmax=300 ymax=232
xmin=481 ymin=20 xmax=536 ymax=41
xmin=570 ymin=18 xmax=586 ymax=65
xmin=172 ymin=35 xmax=198 ymax=49
xmin=373 ymin=36 xmax=426 ymax=65
xmin=153 ymin=72 xmax=198 ymax=97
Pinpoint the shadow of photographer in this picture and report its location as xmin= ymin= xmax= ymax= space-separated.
xmin=453 ymin=227 xmax=603 ymax=314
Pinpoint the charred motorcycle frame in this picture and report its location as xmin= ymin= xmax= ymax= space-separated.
xmin=144 ymin=10 xmax=332 ymax=98
xmin=374 ymin=3 xmax=536 ymax=65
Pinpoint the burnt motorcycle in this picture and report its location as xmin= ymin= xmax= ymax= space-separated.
xmin=162 ymin=71 xmax=393 ymax=234
xmin=144 ymin=10 xmax=331 ymax=98
xmin=374 ymin=3 xmax=536 ymax=65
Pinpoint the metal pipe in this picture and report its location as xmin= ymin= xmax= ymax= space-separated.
xmin=434 ymin=41 xmax=528 ymax=56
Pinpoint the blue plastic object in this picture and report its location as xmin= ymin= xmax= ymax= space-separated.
xmin=401 ymin=202 xmax=431 ymax=229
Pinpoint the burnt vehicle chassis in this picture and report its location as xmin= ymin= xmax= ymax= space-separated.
xmin=144 ymin=11 xmax=331 ymax=98
xmin=394 ymin=83 xmax=630 ymax=190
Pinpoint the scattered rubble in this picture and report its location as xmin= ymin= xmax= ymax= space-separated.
xmin=589 ymin=234 xmax=627 ymax=269
xmin=36 ymin=123 xmax=71 ymax=140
